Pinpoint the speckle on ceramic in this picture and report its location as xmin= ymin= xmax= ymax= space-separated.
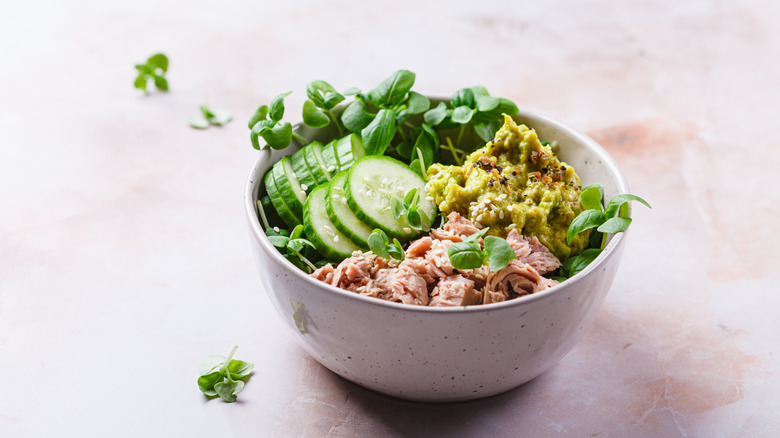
xmin=245 ymin=107 xmax=630 ymax=402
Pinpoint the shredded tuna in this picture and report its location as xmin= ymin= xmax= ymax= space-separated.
xmin=429 ymin=275 xmax=482 ymax=307
xmin=310 ymin=214 xmax=563 ymax=307
xmin=505 ymin=229 xmax=561 ymax=274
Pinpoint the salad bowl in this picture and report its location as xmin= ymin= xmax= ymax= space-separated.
xmin=245 ymin=107 xmax=630 ymax=402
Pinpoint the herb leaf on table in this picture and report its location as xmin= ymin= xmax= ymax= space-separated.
xmin=197 ymin=346 xmax=254 ymax=402
xmin=133 ymin=53 xmax=169 ymax=94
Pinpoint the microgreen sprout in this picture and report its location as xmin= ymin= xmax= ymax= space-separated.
xmin=447 ymin=228 xmax=517 ymax=271
xmin=248 ymin=92 xmax=307 ymax=150
xmin=390 ymin=188 xmax=429 ymax=231
xmin=367 ymin=229 xmax=405 ymax=262
xmin=189 ymin=100 xmax=232 ymax=129
xmin=267 ymin=224 xmax=317 ymax=273
xmin=133 ymin=53 xmax=169 ymax=94
xmin=197 ymin=346 xmax=254 ymax=403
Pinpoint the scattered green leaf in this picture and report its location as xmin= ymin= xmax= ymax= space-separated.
xmin=133 ymin=53 xmax=169 ymax=94
xmin=197 ymin=346 xmax=254 ymax=403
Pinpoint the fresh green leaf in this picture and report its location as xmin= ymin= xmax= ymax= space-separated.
xmin=341 ymin=99 xmax=374 ymax=132
xmin=568 ymin=248 xmax=602 ymax=277
xmin=469 ymin=85 xmax=491 ymax=97
xmin=451 ymin=105 xmax=474 ymax=124
xmin=189 ymin=116 xmax=210 ymax=129
xmin=580 ymin=185 xmax=604 ymax=211
xmin=146 ymin=53 xmax=168 ymax=72
xmin=448 ymin=240 xmax=484 ymax=270
xmin=153 ymin=75 xmax=168 ymax=91
xmin=388 ymin=238 xmax=405 ymax=261
xmin=407 ymin=91 xmax=431 ymax=114
xmin=495 ymin=97 xmax=519 ymax=116
xmin=367 ymin=70 xmax=416 ymax=107
xmin=390 ymin=196 xmax=404 ymax=220
xmin=604 ymin=194 xmax=651 ymax=218
xmin=269 ymin=91 xmax=291 ymax=123
xmin=302 ymin=99 xmax=330 ymax=128
xmin=361 ymin=108 xmax=396 ymax=156
xmin=267 ymin=235 xmax=290 ymax=248
xmin=133 ymin=73 xmax=147 ymax=91
xmin=566 ymin=209 xmax=606 ymax=244
xmin=465 ymin=228 xmax=489 ymax=242
xmin=262 ymin=122 xmax=293 ymax=150
xmin=197 ymin=371 xmax=222 ymax=397
xmin=214 ymin=380 xmax=244 ymax=403
xmin=197 ymin=346 xmax=253 ymax=403
xmin=248 ymin=105 xmax=269 ymax=129
xmin=342 ymin=87 xmax=361 ymax=96
xmin=483 ymin=236 xmax=516 ymax=271
xmin=368 ymin=229 xmax=390 ymax=259
xmin=475 ymin=95 xmax=500 ymax=112
xmin=597 ymin=216 xmax=632 ymax=234
xmin=209 ymin=109 xmax=232 ymax=126
xmin=451 ymin=88 xmax=475 ymax=108
xmin=403 ymin=187 xmax=419 ymax=206
xmin=198 ymin=354 xmax=228 ymax=375
xmin=474 ymin=120 xmax=501 ymax=142
xmin=424 ymin=102 xmax=448 ymax=126
xmin=323 ymin=91 xmax=344 ymax=109
xmin=406 ymin=210 xmax=422 ymax=230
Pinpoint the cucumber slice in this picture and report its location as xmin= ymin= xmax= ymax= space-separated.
xmin=345 ymin=156 xmax=436 ymax=240
xmin=303 ymin=142 xmax=330 ymax=185
xmin=303 ymin=185 xmax=361 ymax=261
xmin=311 ymin=142 xmax=333 ymax=181
xmin=333 ymin=133 xmax=364 ymax=171
xmin=264 ymin=169 xmax=301 ymax=228
xmin=291 ymin=147 xmax=318 ymax=193
xmin=260 ymin=194 xmax=285 ymax=229
xmin=272 ymin=156 xmax=305 ymax=218
xmin=321 ymin=139 xmax=341 ymax=173
xmin=326 ymin=171 xmax=373 ymax=248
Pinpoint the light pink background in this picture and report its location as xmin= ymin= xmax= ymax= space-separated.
xmin=2 ymin=1 xmax=778 ymax=436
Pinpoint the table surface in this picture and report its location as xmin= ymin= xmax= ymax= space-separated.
xmin=3 ymin=0 xmax=779 ymax=436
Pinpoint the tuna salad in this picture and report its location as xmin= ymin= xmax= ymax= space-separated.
xmin=310 ymin=213 xmax=560 ymax=307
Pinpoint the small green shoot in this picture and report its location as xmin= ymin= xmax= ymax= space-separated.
xmin=197 ymin=346 xmax=254 ymax=403
xmin=134 ymin=53 xmax=169 ymax=94
xmin=447 ymin=228 xmax=516 ymax=271
xmin=367 ymin=229 xmax=405 ymax=261
xmin=189 ymin=100 xmax=232 ymax=129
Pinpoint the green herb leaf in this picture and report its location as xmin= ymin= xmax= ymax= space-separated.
xmin=390 ymin=196 xmax=404 ymax=220
xmin=604 ymin=194 xmax=651 ymax=218
xmin=262 ymin=122 xmax=293 ymax=150
xmin=133 ymin=73 xmax=147 ymax=92
xmin=146 ymin=53 xmax=168 ymax=72
xmin=566 ymin=209 xmax=606 ymax=244
xmin=367 ymin=70 xmax=416 ymax=107
xmin=448 ymin=240 xmax=484 ymax=270
xmin=153 ymin=75 xmax=168 ymax=91
xmin=474 ymin=120 xmax=500 ymax=142
xmin=197 ymin=346 xmax=253 ymax=403
xmin=209 ymin=109 xmax=232 ymax=126
xmin=568 ymin=248 xmax=602 ymax=277
xmin=133 ymin=53 xmax=169 ymax=93
xmin=248 ymin=105 xmax=269 ymax=129
xmin=451 ymin=105 xmax=474 ymax=124
xmin=451 ymin=88 xmax=475 ymax=108
xmin=475 ymin=95 xmax=500 ymax=112
xmin=267 ymin=235 xmax=290 ymax=248
xmin=368 ymin=229 xmax=390 ymax=259
xmin=406 ymin=91 xmax=431 ymax=114
xmin=361 ymin=108 xmax=396 ymax=156
xmin=189 ymin=116 xmax=210 ymax=129
xmin=341 ymin=99 xmax=374 ymax=132
xmin=580 ymin=185 xmax=604 ymax=211
xmin=597 ymin=216 xmax=632 ymax=234
xmin=424 ymin=102 xmax=448 ymax=126
xmin=302 ymin=99 xmax=330 ymax=128
xmin=342 ymin=87 xmax=361 ymax=96
xmin=483 ymin=236 xmax=516 ymax=271
xmin=389 ymin=238 xmax=405 ymax=261
xmin=269 ymin=91 xmax=291 ymax=123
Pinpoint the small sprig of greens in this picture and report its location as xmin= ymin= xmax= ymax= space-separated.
xmin=267 ymin=224 xmax=318 ymax=273
xmin=447 ymin=228 xmax=517 ymax=271
xmin=302 ymin=80 xmax=345 ymax=135
xmin=559 ymin=184 xmax=651 ymax=277
xmin=248 ymin=92 xmax=308 ymax=150
xmin=197 ymin=346 xmax=254 ymax=403
xmin=189 ymin=100 xmax=232 ymax=129
xmin=133 ymin=53 xmax=169 ymax=94
xmin=390 ymin=188 xmax=429 ymax=231
xmin=367 ymin=229 xmax=405 ymax=261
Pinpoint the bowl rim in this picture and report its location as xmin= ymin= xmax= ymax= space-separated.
xmin=245 ymin=106 xmax=630 ymax=313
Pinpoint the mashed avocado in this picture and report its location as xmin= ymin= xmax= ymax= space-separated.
xmin=426 ymin=115 xmax=588 ymax=260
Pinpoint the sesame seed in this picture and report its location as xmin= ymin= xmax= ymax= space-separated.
xmin=426 ymin=196 xmax=434 ymax=202
xmin=490 ymin=211 xmax=495 ymax=218
xmin=327 ymin=165 xmax=337 ymax=172
xmin=273 ymin=227 xmax=280 ymax=233
xmin=484 ymin=198 xmax=491 ymax=204
xmin=507 ymin=205 xmax=514 ymax=212
xmin=475 ymin=222 xmax=483 ymax=228
xmin=332 ymin=194 xmax=340 ymax=199
xmin=301 ymin=184 xmax=308 ymax=191
xmin=508 ymin=223 xmax=516 ymax=230
xmin=403 ymin=227 xmax=411 ymax=233
xmin=477 ymin=214 xmax=483 ymax=222
xmin=499 ymin=210 xmax=505 ymax=219
xmin=468 ymin=188 xmax=473 ymax=194
xmin=333 ymin=186 xmax=342 ymax=192
xmin=341 ymin=197 xmax=348 ymax=205
xmin=299 ymin=190 xmax=306 ymax=197
xmin=334 ymin=235 xmax=340 ymax=243
xmin=324 ymin=225 xmax=333 ymax=232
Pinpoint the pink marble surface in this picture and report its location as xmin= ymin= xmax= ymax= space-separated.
xmin=2 ymin=0 xmax=779 ymax=436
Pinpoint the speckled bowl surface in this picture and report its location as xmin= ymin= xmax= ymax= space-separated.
xmin=245 ymin=108 xmax=630 ymax=402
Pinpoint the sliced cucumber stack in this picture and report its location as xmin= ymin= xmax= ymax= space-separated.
xmin=326 ymin=171 xmax=373 ymax=248
xmin=303 ymin=185 xmax=361 ymax=260
xmin=264 ymin=169 xmax=301 ymax=228
xmin=345 ymin=156 xmax=436 ymax=240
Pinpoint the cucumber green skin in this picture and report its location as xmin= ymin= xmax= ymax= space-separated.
xmin=333 ymin=133 xmax=359 ymax=170
xmin=320 ymin=139 xmax=341 ymax=174
xmin=272 ymin=157 xmax=304 ymax=218
xmin=303 ymin=185 xmax=361 ymax=261
xmin=344 ymin=156 xmax=436 ymax=241
xmin=264 ymin=169 xmax=301 ymax=228
xmin=325 ymin=171 xmax=372 ymax=248
xmin=303 ymin=142 xmax=330 ymax=185
xmin=291 ymin=148 xmax=318 ymax=193
xmin=311 ymin=142 xmax=333 ymax=181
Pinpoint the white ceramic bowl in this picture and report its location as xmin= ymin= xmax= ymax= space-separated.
xmin=245 ymin=108 xmax=630 ymax=402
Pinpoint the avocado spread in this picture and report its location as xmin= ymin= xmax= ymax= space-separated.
xmin=426 ymin=115 xmax=588 ymax=260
